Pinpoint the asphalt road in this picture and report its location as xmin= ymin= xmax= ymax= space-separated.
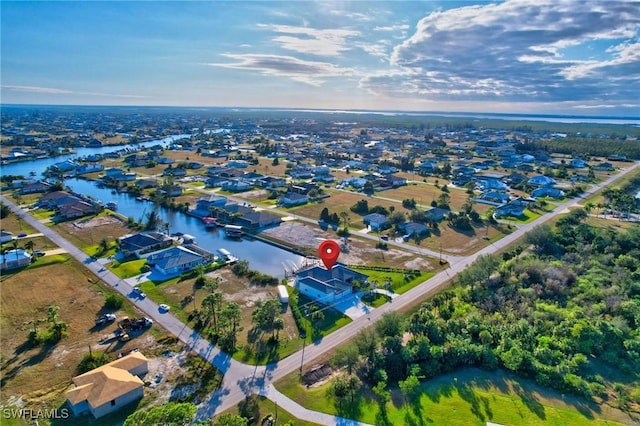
xmin=1 ymin=161 xmax=637 ymax=424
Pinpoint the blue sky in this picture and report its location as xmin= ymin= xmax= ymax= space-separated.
xmin=1 ymin=1 xmax=639 ymax=116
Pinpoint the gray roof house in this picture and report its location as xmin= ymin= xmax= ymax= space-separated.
xmin=117 ymin=232 xmax=173 ymax=258
xmin=295 ymin=265 xmax=368 ymax=305
xmin=145 ymin=246 xmax=205 ymax=276
xmin=363 ymin=213 xmax=389 ymax=230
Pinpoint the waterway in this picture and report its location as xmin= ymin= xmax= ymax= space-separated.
xmin=2 ymin=136 xmax=303 ymax=278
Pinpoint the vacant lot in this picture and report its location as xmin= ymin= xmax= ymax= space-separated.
xmin=55 ymin=213 xmax=131 ymax=253
xmin=0 ymin=255 xmax=162 ymax=412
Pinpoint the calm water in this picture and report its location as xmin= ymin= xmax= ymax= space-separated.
xmin=3 ymin=137 xmax=303 ymax=278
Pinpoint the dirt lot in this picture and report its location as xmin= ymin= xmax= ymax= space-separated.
xmin=56 ymin=213 xmax=131 ymax=250
xmin=263 ymin=221 xmax=435 ymax=270
xmin=0 ymin=256 xmax=182 ymax=412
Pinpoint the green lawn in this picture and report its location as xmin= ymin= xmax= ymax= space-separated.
xmin=275 ymin=367 xmax=629 ymax=426
xmin=352 ymin=267 xmax=432 ymax=295
xmin=220 ymin=395 xmax=323 ymax=426
xmin=110 ymin=258 xmax=148 ymax=278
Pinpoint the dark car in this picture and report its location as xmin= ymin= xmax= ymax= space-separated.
xmin=17 ymin=233 xmax=27 ymax=238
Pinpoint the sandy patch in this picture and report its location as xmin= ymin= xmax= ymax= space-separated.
xmin=70 ymin=215 xmax=124 ymax=229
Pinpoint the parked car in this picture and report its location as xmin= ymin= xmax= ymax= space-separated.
xmin=131 ymin=287 xmax=146 ymax=298
xmin=95 ymin=313 xmax=116 ymax=325
xmin=159 ymin=304 xmax=170 ymax=312
xmin=17 ymin=233 xmax=27 ymax=238
xmin=33 ymin=249 xmax=45 ymax=257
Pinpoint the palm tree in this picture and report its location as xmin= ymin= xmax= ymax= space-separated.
xmin=340 ymin=211 xmax=350 ymax=229
xmin=273 ymin=317 xmax=285 ymax=341
xmin=24 ymin=240 xmax=35 ymax=257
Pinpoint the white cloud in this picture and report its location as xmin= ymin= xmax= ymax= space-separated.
xmin=373 ymin=24 xmax=409 ymax=32
xmin=1 ymin=85 xmax=72 ymax=94
xmin=258 ymin=24 xmax=359 ymax=56
xmin=361 ymin=0 xmax=640 ymax=106
xmin=1 ymin=85 xmax=146 ymax=98
xmin=210 ymin=54 xmax=356 ymax=86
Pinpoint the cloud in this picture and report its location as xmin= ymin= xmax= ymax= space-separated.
xmin=1 ymin=85 xmax=72 ymax=94
xmin=373 ymin=24 xmax=409 ymax=32
xmin=210 ymin=54 xmax=356 ymax=86
xmin=258 ymin=24 xmax=359 ymax=56
xmin=361 ymin=0 xmax=640 ymax=106
xmin=1 ymin=85 xmax=147 ymax=98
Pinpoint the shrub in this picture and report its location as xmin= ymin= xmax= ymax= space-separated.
xmin=104 ymin=293 xmax=124 ymax=309
xmin=78 ymin=352 xmax=109 ymax=374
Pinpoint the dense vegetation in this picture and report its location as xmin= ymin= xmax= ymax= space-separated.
xmin=521 ymin=137 xmax=640 ymax=160
xmin=332 ymin=209 xmax=640 ymax=418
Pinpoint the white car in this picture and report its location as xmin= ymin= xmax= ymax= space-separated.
xmin=159 ymin=304 xmax=170 ymax=312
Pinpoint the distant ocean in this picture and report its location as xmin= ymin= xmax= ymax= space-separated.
xmin=3 ymin=104 xmax=639 ymax=125
xmin=265 ymin=108 xmax=640 ymax=125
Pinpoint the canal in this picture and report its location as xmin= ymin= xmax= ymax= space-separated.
xmin=3 ymin=137 xmax=303 ymax=278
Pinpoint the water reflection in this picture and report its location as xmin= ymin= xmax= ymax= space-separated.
xmin=64 ymin=178 xmax=302 ymax=278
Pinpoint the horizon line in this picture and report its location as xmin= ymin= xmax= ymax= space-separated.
xmin=1 ymin=103 xmax=639 ymax=121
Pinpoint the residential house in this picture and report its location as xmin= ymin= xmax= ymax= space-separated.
xmin=103 ymin=168 xmax=136 ymax=182
xmin=532 ymin=187 xmax=564 ymax=199
xmin=0 ymin=249 xmax=32 ymax=271
xmin=494 ymin=197 xmax=530 ymax=218
xmin=65 ymin=352 xmax=148 ymax=419
xmin=20 ymin=181 xmax=52 ymax=195
xmin=145 ymin=246 xmax=205 ymax=276
xmin=258 ymin=176 xmax=286 ymax=189
xmin=569 ymin=159 xmax=587 ymax=168
xmin=75 ymin=164 xmax=105 ymax=175
xmin=476 ymin=177 xmax=508 ymax=191
xmin=383 ymin=174 xmax=408 ymax=188
xmin=135 ymin=179 xmax=159 ymax=189
xmin=117 ymin=232 xmax=173 ymax=258
xmin=278 ymin=191 xmax=308 ymax=207
xmin=0 ymin=230 xmax=13 ymax=243
xmin=475 ymin=192 xmax=510 ymax=205
xmin=221 ymin=179 xmax=252 ymax=192
xmin=594 ymin=162 xmax=615 ymax=171
xmin=58 ymin=200 xmax=100 ymax=220
xmin=424 ymin=207 xmax=450 ymax=222
xmin=157 ymin=185 xmax=183 ymax=197
xmin=162 ymin=167 xmax=187 ymax=177
xmin=363 ymin=213 xmax=389 ymax=231
xmin=528 ymin=175 xmax=556 ymax=187
xmin=51 ymin=159 xmax=78 ymax=173
xmin=295 ymin=265 xmax=368 ymax=304
xmin=227 ymin=160 xmax=249 ymax=168
xmin=190 ymin=195 xmax=228 ymax=218
xmin=38 ymin=191 xmax=88 ymax=210
xmin=399 ymin=222 xmax=429 ymax=236
xmin=235 ymin=211 xmax=282 ymax=231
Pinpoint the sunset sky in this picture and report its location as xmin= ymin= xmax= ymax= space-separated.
xmin=1 ymin=1 xmax=639 ymax=116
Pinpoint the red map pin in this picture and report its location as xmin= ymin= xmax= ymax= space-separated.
xmin=318 ymin=240 xmax=340 ymax=270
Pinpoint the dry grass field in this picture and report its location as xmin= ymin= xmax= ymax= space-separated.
xmin=0 ymin=256 xmax=160 ymax=410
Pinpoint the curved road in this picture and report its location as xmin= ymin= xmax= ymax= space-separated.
xmin=1 ymin=161 xmax=636 ymax=424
